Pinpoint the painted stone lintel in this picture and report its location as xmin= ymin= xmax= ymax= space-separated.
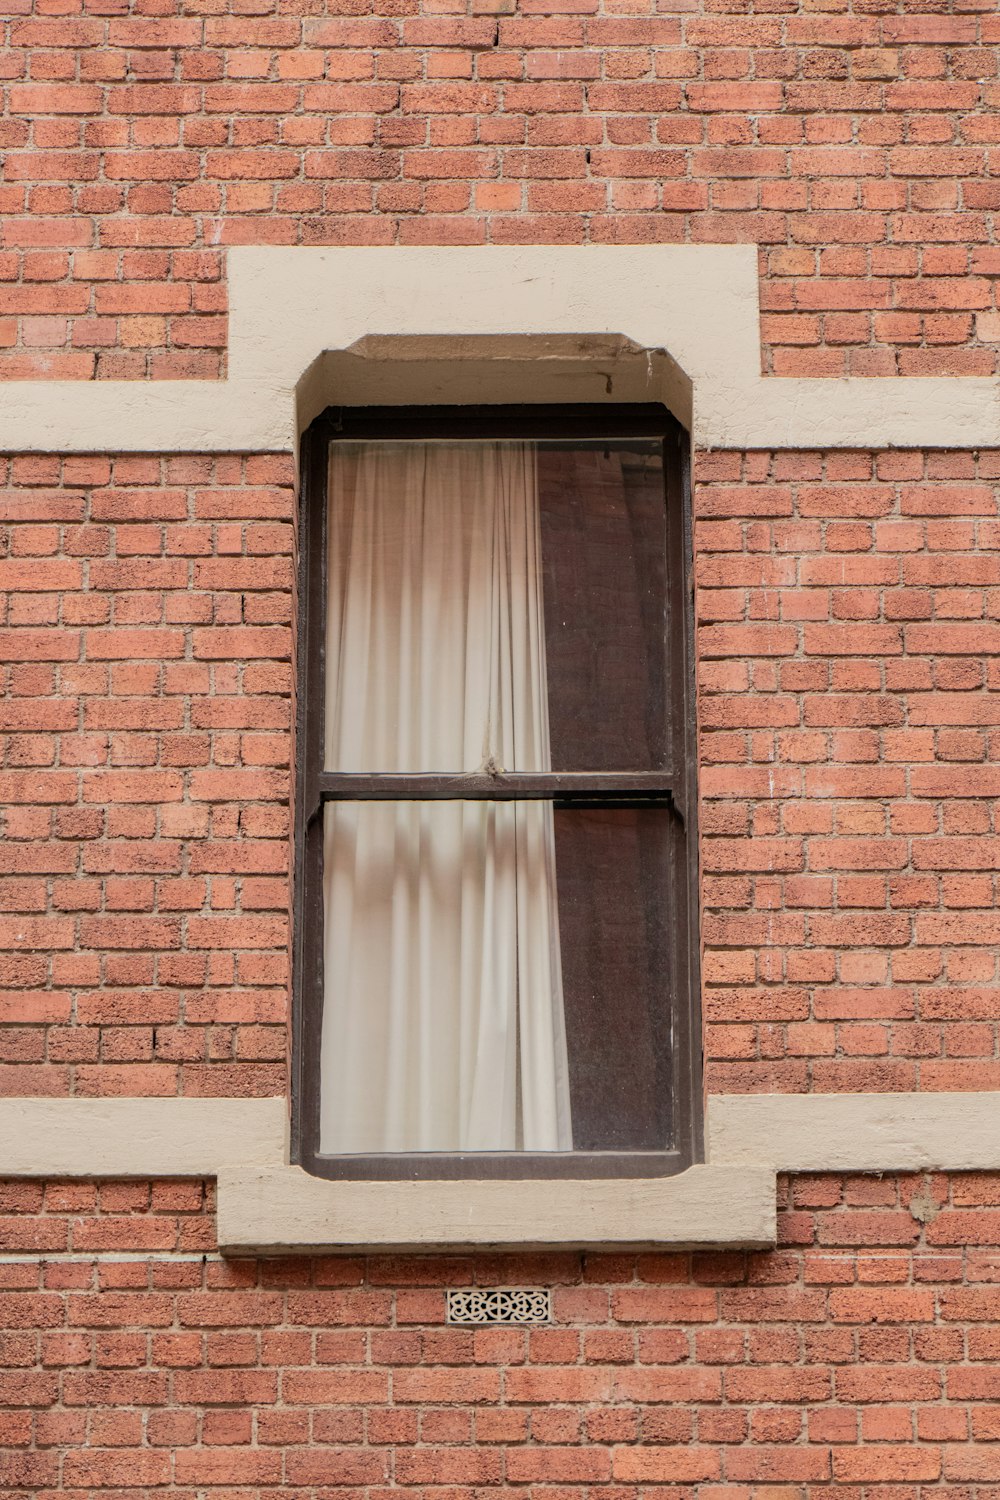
xmin=0 ymin=246 xmax=997 ymax=453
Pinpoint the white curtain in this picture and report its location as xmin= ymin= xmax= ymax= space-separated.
xmin=320 ymin=440 xmax=573 ymax=1154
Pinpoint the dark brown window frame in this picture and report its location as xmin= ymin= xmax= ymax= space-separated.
xmin=292 ymin=403 xmax=702 ymax=1180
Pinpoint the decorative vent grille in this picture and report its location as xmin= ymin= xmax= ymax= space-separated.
xmin=447 ymin=1288 xmax=551 ymax=1325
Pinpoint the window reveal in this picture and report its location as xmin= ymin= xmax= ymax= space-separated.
xmin=294 ymin=407 xmax=699 ymax=1180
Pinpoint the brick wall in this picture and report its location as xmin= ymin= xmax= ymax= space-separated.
xmin=6 ymin=0 xmax=1000 ymax=1485
xmin=5 ymin=445 xmax=999 ymax=1100
xmin=696 ymin=448 xmax=1000 ymax=1096
xmin=0 ymin=453 xmax=293 ymax=1098
xmin=5 ymin=1172 xmax=1000 ymax=1491
xmin=6 ymin=435 xmax=1000 ymax=1497
xmin=2 ymin=0 xmax=1000 ymax=379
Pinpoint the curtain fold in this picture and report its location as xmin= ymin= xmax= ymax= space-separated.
xmin=320 ymin=440 xmax=572 ymax=1154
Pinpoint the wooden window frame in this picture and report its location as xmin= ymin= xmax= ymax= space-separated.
xmin=292 ymin=404 xmax=702 ymax=1180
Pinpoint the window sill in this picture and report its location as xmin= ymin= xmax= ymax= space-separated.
xmin=7 ymin=1095 xmax=1000 ymax=1251
xmin=215 ymin=1162 xmax=776 ymax=1253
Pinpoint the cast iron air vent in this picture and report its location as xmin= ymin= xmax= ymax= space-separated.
xmin=446 ymin=1289 xmax=551 ymax=1324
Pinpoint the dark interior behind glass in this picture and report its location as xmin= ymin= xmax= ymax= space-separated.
xmin=538 ymin=441 xmax=672 ymax=1152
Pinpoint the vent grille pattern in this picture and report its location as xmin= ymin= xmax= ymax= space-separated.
xmin=447 ymin=1289 xmax=551 ymax=1325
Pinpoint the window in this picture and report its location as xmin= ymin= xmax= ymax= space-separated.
xmin=293 ymin=405 xmax=700 ymax=1180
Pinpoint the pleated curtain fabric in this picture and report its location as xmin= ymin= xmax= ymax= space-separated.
xmin=320 ymin=440 xmax=573 ymax=1154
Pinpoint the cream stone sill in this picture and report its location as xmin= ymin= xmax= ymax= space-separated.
xmin=215 ymin=1163 xmax=776 ymax=1254
xmin=6 ymin=1093 xmax=1000 ymax=1252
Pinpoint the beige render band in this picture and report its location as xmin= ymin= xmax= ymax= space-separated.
xmin=1 ymin=245 xmax=998 ymax=453
xmin=1 ymin=1094 xmax=997 ymax=1250
xmin=0 ymin=1097 xmax=288 ymax=1177
xmin=707 ymin=1093 xmax=1000 ymax=1173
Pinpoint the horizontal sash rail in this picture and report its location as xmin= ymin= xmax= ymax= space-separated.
xmin=315 ymin=771 xmax=675 ymax=803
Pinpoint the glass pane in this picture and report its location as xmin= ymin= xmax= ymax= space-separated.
xmin=554 ymin=804 xmax=673 ymax=1151
xmin=539 ymin=441 xmax=667 ymax=771
xmin=319 ymin=799 xmax=572 ymax=1155
xmin=325 ymin=440 xmax=551 ymax=774
xmin=318 ymin=798 xmax=672 ymax=1157
xmin=325 ymin=437 xmax=668 ymax=776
